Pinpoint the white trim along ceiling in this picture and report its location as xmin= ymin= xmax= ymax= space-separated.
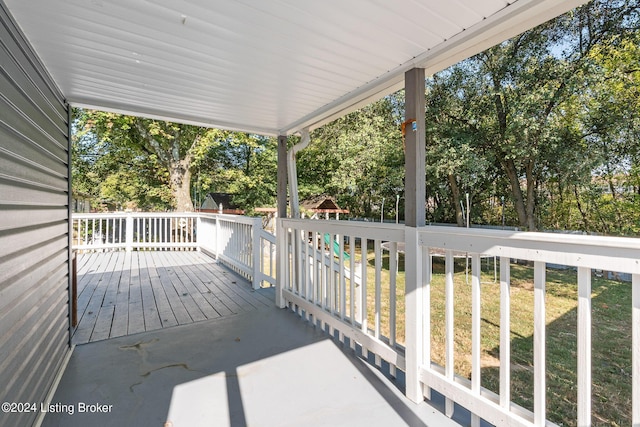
xmin=5 ymin=0 xmax=589 ymax=136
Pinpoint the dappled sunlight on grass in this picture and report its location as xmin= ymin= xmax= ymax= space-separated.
xmin=352 ymin=248 xmax=631 ymax=427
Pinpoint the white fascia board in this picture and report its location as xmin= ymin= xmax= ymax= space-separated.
xmin=70 ymin=100 xmax=280 ymax=136
xmin=280 ymin=0 xmax=590 ymax=136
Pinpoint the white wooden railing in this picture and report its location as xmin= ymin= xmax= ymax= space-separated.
xmin=277 ymin=218 xmax=640 ymax=427
xmin=198 ymin=213 xmax=276 ymax=289
xmin=72 ymin=212 xmax=276 ymax=289
xmin=72 ymin=212 xmax=198 ymax=251
xmin=279 ymin=219 xmax=405 ymax=374
xmin=412 ymin=226 xmax=640 ymax=427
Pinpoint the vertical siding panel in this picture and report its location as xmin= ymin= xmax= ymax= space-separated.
xmin=0 ymin=4 xmax=70 ymax=427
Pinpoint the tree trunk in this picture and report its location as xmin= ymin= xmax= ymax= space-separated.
xmin=169 ymin=160 xmax=194 ymax=212
xmin=502 ymin=158 xmax=529 ymax=229
xmin=448 ymin=174 xmax=464 ymax=226
xmin=525 ymin=162 xmax=537 ymax=231
xmin=574 ymin=185 xmax=589 ymax=231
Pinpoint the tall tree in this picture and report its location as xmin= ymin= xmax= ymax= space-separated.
xmin=195 ymin=133 xmax=278 ymax=211
xmin=425 ymin=0 xmax=639 ymax=230
xmin=74 ymin=110 xmax=227 ymax=211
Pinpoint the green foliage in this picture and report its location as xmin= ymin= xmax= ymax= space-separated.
xmin=422 ymin=0 xmax=640 ymax=232
xmin=195 ymin=133 xmax=278 ymax=212
xmin=73 ymin=109 xmax=228 ymax=211
xmin=297 ymin=96 xmax=404 ymax=218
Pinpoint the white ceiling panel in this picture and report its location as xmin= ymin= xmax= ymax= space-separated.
xmin=4 ymin=0 xmax=589 ymax=136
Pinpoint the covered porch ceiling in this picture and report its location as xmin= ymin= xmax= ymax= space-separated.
xmin=5 ymin=0 xmax=588 ymax=136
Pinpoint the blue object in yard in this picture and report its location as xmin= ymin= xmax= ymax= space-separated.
xmin=324 ymin=233 xmax=350 ymax=260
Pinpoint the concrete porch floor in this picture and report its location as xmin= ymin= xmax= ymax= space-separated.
xmin=42 ymin=301 xmax=460 ymax=427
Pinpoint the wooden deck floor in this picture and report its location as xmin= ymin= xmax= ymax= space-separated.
xmin=73 ymin=251 xmax=273 ymax=344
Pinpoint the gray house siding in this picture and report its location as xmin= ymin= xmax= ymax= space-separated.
xmin=0 ymin=3 xmax=71 ymax=427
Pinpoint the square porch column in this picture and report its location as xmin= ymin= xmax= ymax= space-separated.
xmin=404 ymin=67 xmax=426 ymax=403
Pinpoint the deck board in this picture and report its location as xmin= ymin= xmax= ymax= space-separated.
xmin=127 ymin=251 xmax=146 ymax=335
xmin=72 ymin=250 xmax=273 ymax=345
xmin=138 ymin=252 xmax=163 ymax=331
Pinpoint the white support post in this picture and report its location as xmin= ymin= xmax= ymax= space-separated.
xmin=125 ymin=213 xmax=133 ymax=252
xmin=405 ymin=227 xmax=424 ymax=403
xmin=404 ymin=66 xmax=426 ymax=404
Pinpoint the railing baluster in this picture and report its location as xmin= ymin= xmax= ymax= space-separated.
xmin=291 ymin=228 xmax=298 ymax=295
xmin=471 ymin=254 xmax=481 ymax=427
xmin=300 ymin=229 xmax=306 ymax=303
xmin=422 ymin=246 xmax=431 ymax=398
xmin=389 ymin=241 xmax=397 ymax=378
xmin=349 ymin=236 xmax=356 ymax=351
xmin=361 ymin=238 xmax=368 ymax=357
xmin=374 ymin=239 xmax=382 ymax=366
xmin=169 ymin=217 xmax=174 ymax=248
xmin=313 ymin=232 xmax=319 ymax=306
xmin=337 ymin=234 xmax=346 ymax=344
xmin=328 ymin=233 xmax=335 ymax=315
xmin=577 ymin=267 xmax=592 ymax=427
xmin=321 ymin=234 xmax=327 ymax=313
xmin=270 ymin=239 xmax=274 ymax=280
xmin=303 ymin=230 xmax=309 ymax=303
xmin=339 ymin=234 xmax=346 ymax=321
xmin=534 ymin=261 xmax=546 ymax=426
xmin=374 ymin=239 xmax=381 ymax=337
xmin=297 ymin=228 xmax=304 ymax=295
xmin=633 ymin=273 xmax=639 ymax=426
xmin=499 ymin=256 xmax=511 ymax=409
xmin=445 ymin=249 xmax=454 ymax=417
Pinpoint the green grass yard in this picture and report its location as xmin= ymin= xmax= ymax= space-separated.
xmin=352 ymin=243 xmax=632 ymax=427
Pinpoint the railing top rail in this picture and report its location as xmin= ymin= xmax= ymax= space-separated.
xmin=419 ymin=225 xmax=640 ymax=274
xmin=280 ymin=218 xmax=405 ymax=241
xmin=260 ymin=229 xmax=276 ymax=244
xmin=199 ymin=212 xmax=261 ymax=225
xmin=72 ymin=212 xmax=200 ymax=219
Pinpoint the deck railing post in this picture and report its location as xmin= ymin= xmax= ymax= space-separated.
xmin=215 ymin=214 xmax=221 ymax=260
xmin=125 ymin=213 xmax=133 ymax=252
xmin=404 ymin=67 xmax=426 ymax=404
xmin=251 ymin=217 xmax=262 ymax=290
xmin=405 ymin=225 xmax=424 ymax=403
xmin=196 ymin=214 xmax=202 ymax=251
